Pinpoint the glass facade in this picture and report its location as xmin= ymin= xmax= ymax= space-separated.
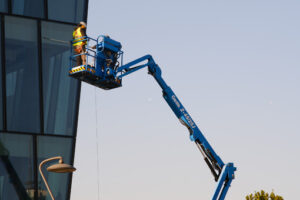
xmin=0 ymin=133 xmax=34 ymax=200
xmin=0 ymin=0 xmax=87 ymax=23
xmin=0 ymin=16 xmax=3 ymax=130
xmin=5 ymin=16 xmax=40 ymax=133
xmin=0 ymin=0 xmax=88 ymax=199
xmin=42 ymin=22 xmax=79 ymax=136
xmin=12 ymin=0 xmax=44 ymax=18
xmin=0 ymin=1 xmax=8 ymax=13
xmin=37 ymin=136 xmax=73 ymax=200
xmin=48 ymin=0 xmax=86 ymax=23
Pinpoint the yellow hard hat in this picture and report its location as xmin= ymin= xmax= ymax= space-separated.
xmin=79 ymin=21 xmax=87 ymax=27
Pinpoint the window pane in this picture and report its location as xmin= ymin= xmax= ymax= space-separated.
xmin=12 ymin=0 xmax=44 ymax=18
xmin=0 ymin=16 xmax=2 ymax=130
xmin=0 ymin=0 xmax=8 ymax=13
xmin=42 ymin=22 xmax=79 ymax=136
xmin=48 ymin=0 xmax=86 ymax=23
xmin=37 ymin=136 xmax=73 ymax=200
xmin=0 ymin=133 xmax=34 ymax=200
xmin=5 ymin=16 xmax=40 ymax=133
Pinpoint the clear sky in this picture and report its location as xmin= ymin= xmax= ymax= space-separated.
xmin=71 ymin=0 xmax=300 ymax=199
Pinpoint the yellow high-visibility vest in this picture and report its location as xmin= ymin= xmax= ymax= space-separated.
xmin=73 ymin=27 xmax=86 ymax=46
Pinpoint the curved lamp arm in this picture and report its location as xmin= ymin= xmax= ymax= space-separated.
xmin=39 ymin=156 xmax=75 ymax=200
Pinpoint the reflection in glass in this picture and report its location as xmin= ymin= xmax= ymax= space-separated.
xmin=0 ymin=133 xmax=34 ymax=200
xmin=0 ymin=16 xmax=2 ymax=130
xmin=48 ymin=0 xmax=86 ymax=23
xmin=5 ymin=16 xmax=40 ymax=133
xmin=37 ymin=136 xmax=73 ymax=200
xmin=0 ymin=0 xmax=8 ymax=13
xmin=12 ymin=0 xmax=44 ymax=18
xmin=42 ymin=22 xmax=79 ymax=136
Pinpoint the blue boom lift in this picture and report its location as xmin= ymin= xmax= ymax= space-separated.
xmin=69 ymin=35 xmax=236 ymax=200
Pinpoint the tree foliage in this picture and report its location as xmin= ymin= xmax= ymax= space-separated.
xmin=245 ymin=190 xmax=284 ymax=200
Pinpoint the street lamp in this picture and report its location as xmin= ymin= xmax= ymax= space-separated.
xmin=39 ymin=156 xmax=76 ymax=200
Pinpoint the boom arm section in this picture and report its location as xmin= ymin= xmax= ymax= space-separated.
xmin=69 ymin=36 xmax=236 ymax=200
xmin=116 ymin=55 xmax=236 ymax=200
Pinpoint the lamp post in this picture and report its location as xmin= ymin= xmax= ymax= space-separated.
xmin=39 ymin=156 xmax=76 ymax=200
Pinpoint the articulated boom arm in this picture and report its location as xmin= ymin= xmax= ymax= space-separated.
xmin=69 ymin=36 xmax=236 ymax=200
xmin=116 ymin=55 xmax=236 ymax=200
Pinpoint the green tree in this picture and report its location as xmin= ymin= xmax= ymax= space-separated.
xmin=245 ymin=190 xmax=284 ymax=200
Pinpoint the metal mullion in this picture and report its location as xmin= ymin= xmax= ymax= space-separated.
xmin=44 ymin=0 xmax=48 ymax=20
xmin=1 ymin=15 xmax=7 ymax=131
xmin=73 ymin=81 xmax=81 ymax=138
xmin=8 ymin=0 xmax=12 ymax=14
xmin=33 ymin=135 xmax=38 ymax=200
xmin=0 ymin=130 xmax=74 ymax=138
xmin=37 ymin=20 xmax=44 ymax=134
xmin=84 ymin=0 xmax=89 ymax=22
xmin=0 ymin=13 xmax=78 ymax=26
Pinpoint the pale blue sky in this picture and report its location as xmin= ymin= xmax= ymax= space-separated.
xmin=71 ymin=1 xmax=300 ymax=199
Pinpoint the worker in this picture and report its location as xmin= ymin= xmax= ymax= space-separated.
xmin=103 ymin=35 xmax=119 ymax=70
xmin=73 ymin=21 xmax=87 ymax=66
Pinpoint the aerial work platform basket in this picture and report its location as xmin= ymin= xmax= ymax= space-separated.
xmin=69 ymin=35 xmax=124 ymax=90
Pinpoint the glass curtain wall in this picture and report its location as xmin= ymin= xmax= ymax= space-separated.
xmin=5 ymin=16 xmax=40 ymax=133
xmin=12 ymin=0 xmax=44 ymax=18
xmin=42 ymin=22 xmax=78 ymax=136
xmin=37 ymin=136 xmax=73 ymax=200
xmin=0 ymin=133 xmax=34 ymax=200
xmin=0 ymin=0 xmax=88 ymax=198
xmin=0 ymin=1 xmax=8 ymax=13
xmin=0 ymin=16 xmax=2 ymax=130
xmin=1 ymin=0 xmax=87 ymax=23
xmin=48 ymin=0 xmax=86 ymax=23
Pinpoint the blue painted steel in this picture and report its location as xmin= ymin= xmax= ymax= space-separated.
xmin=69 ymin=36 xmax=123 ymax=90
xmin=69 ymin=36 xmax=236 ymax=200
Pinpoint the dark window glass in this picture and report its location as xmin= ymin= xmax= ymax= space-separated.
xmin=0 ymin=0 xmax=8 ymax=13
xmin=37 ymin=136 xmax=73 ymax=200
xmin=0 ymin=133 xmax=34 ymax=200
xmin=12 ymin=0 xmax=44 ymax=18
xmin=42 ymin=22 xmax=79 ymax=136
xmin=48 ymin=0 xmax=86 ymax=23
xmin=5 ymin=16 xmax=40 ymax=133
xmin=0 ymin=16 xmax=2 ymax=130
